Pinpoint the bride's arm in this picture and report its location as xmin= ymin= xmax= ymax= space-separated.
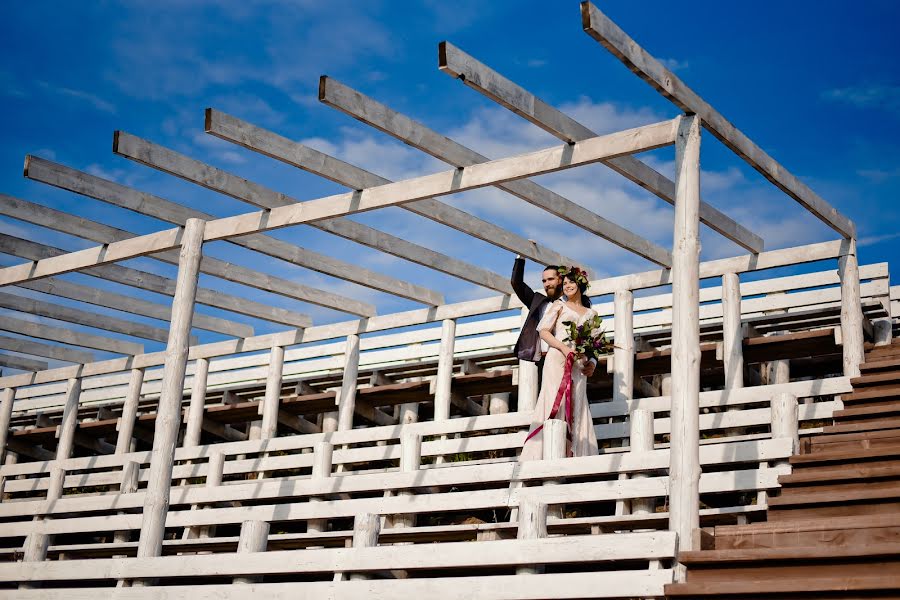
xmin=539 ymin=328 xmax=573 ymax=357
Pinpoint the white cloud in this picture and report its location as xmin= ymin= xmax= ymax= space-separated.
xmin=36 ymin=81 xmax=117 ymax=113
xmin=857 ymin=166 xmax=900 ymax=183
xmin=823 ymin=84 xmax=900 ymax=112
xmin=659 ymin=57 xmax=689 ymax=72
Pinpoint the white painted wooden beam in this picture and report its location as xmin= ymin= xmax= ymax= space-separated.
xmin=2 ymin=118 xmax=677 ymax=286
xmin=0 ymin=194 xmax=368 ymax=318
xmin=668 ymin=114 xmax=702 ymax=563
xmin=438 ymin=41 xmax=764 ymax=253
xmin=15 ymin=278 xmax=254 ymax=337
xmin=0 ymin=234 xmax=269 ymax=332
xmin=0 ymin=354 xmax=48 ymax=372
xmin=319 ymin=76 xmax=670 ymax=268
xmin=25 ymin=156 xmax=426 ymax=311
xmin=0 ymin=290 xmax=177 ymax=344
xmin=0 ymin=335 xmax=93 ymax=364
xmin=138 ymin=219 xmax=205 ymax=559
xmin=207 ymin=108 xmax=535 ymax=293
xmin=0 ymin=316 xmax=143 ymax=355
xmin=580 ymin=1 xmax=855 ymax=239
xmin=839 ymin=238 xmax=864 ymax=378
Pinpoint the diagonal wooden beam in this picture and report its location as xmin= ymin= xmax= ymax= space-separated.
xmin=205 ymin=108 xmax=574 ymax=279
xmin=579 ymin=1 xmax=854 ymax=239
xmin=204 ymin=110 xmax=512 ymax=293
xmin=15 ymin=278 xmax=255 ymax=337
xmin=0 ymin=335 xmax=94 ymax=363
xmin=438 ymin=41 xmax=764 ymax=254
xmin=0 ymin=316 xmax=144 ymax=355
xmin=0 ymin=290 xmax=184 ymax=344
xmin=0 ymin=234 xmax=313 ymax=326
xmin=0 ymin=118 xmax=678 ymax=286
xmin=25 ymin=156 xmax=432 ymax=308
xmin=0 ymin=194 xmax=370 ymax=318
xmin=318 ymin=76 xmax=672 ymax=268
xmin=0 ymin=353 xmax=48 ymax=372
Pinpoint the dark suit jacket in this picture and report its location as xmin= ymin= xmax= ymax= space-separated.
xmin=512 ymin=257 xmax=551 ymax=362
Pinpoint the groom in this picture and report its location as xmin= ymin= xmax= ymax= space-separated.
xmin=511 ymin=255 xmax=596 ymax=377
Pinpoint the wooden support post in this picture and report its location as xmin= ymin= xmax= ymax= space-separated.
xmin=233 ymin=520 xmax=270 ymax=584
xmin=392 ymin=433 xmax=421 ymax=530
xmin=517 ymin=361 xmax=539 ymax=412
xmin=136 ymin=218 xmax=205 ymax=561
xmin=613 ymin=289 xmax=634 ymax=404
xmin=348 ymin=513 xmax=380 ymax=581
xmin=839 ymin=239 xmax=864 ymax=378
xmin=722 ymin=272 xmax=744 ymax=389
xmin=116 ymin=368 xmax=144 ymax=454
xmin=516 ymin=499 xmax=548 ymax=575
xmin=18 ymin=533 xmax=49 ymax=590
xmin=113 ymin=460 xmax=141 ymax=565
xmin=260 ymin=344 xmax=285 ymax=439
xmin=55 ymin=377 xmax=81 ymax=462
xmin=517 ymin=307 xmax=539 ymax=412
xmin=0 ymin=387 xmax=15 ymax=465
xmin=630 ymin=408 xmax=655 ymax=516
xmin=337 ymin=334 xmax=361 ymax=431
xmin=767 ymin=359 xmax=790 ymax=386
xmin=182 ymin=359 xmax=209 ymax=448
xmin=542 ymin=418 xmax=567 ymax=519
xmin=433 ymin=319 xmax=457 ymax=421
xmin=771 ymin=393 xmax=799 ymax=458
xmin=307 ymin=441 xmax=333 ymax=538
xmin=669 ymin=114 xmax=702 ymax=573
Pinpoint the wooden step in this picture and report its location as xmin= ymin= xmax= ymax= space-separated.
xmin=833 ymin=401 xmax=900 ymax=423
xmin=860 ymin=357 xmax=900 ymax=373
xmin=850 ymin=371 xmax=900 ymax=388
xmin=666 ymin=573 xmax=900 ymax=597
xmin=807 ymin=428 xmax=900 ymax=454
xmin=779 ymin=462 xmax=900 ymax=487
xmin=840 ymin=385 xmax=900 ymax=403
xmin=790 ymin=445 xmax=900 ymax=466
xmin=822 ymin=417 xmax=900 ymax=436
xmin=713 ymin=514 xmax=900 ymax=550
xmin=666 ymin=544 xmax=900 ymax=596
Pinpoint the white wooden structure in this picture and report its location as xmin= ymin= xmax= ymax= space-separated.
xmin=0 ymin=3 xmax=882 ymax=596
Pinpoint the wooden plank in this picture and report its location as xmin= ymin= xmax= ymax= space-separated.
xmin=3 ymin=118 xmax=677 ymax=286
xmin=0 ymin=234 xmax=279 ymax=331
xmin=0 ymin=335 xmax=93 ymax=363
xmin=207 ymin=108 xmax=556 ymax=290
xmin=0 ymin=315 xmax=143 ymax=355
xmin=16 ymin=277 xmax=256 ymax=336
xmin=4 ymin=570 xmax=675 ymax=600
xmin=0 ymin=532 xmax=676 ymax=581
xmin=24 ymin=157 xmax=432 ymax=308
xmin=580 ymin=1 xmax=855 ymax=238
xmin=319 ymin=77 xmax=672 ymax=268
xmin=0 ymin=195 xmax=372 ymax=317
xmin=0 ymin=353 xmax=48 ymax=371
xmin=438 ymin=41 xmax=764 ymax=253
xmin=0 ymin=290 xmax=176 ymax=343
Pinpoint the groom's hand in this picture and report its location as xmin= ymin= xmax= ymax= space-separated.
xmin=581 ymin=360 xmax=596 ymax=377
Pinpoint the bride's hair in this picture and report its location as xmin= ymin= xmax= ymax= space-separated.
xmin=563 ymin=273 xmax=592 ymax=308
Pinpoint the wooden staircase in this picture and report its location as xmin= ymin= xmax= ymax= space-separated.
xmin=666 ymin=339 xmax=900 ymax=598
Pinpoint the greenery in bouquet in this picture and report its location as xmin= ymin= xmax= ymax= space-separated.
xmin=561 ymin=314 xmax=612 ymax=362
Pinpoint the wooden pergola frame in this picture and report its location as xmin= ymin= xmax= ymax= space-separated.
xmin=0 ymin=1 xmax=862 ymax=578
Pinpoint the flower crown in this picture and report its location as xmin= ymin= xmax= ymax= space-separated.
xmin=557 ymin=265 xmax=590 ymax=291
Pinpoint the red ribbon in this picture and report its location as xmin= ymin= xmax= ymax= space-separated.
xmin=524 ymin=352 xmax=576 ymax=456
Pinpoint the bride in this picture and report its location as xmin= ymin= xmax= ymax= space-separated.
xmin=519 ymin=266 xmax=600 ymax=461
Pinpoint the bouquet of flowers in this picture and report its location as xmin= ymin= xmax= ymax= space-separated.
xmin=561 ymin=314 xmax=612 ymax=362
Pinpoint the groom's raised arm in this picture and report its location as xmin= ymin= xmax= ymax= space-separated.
xmin=510 ymin=256 xmax=535 ymax=307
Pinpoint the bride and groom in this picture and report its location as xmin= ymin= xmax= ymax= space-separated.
xmin=511 ymin=256 xmax=602 ymax=461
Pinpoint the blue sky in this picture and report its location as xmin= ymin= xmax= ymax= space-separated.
xmin=1 ymin=1 xmax=898 ymax=364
